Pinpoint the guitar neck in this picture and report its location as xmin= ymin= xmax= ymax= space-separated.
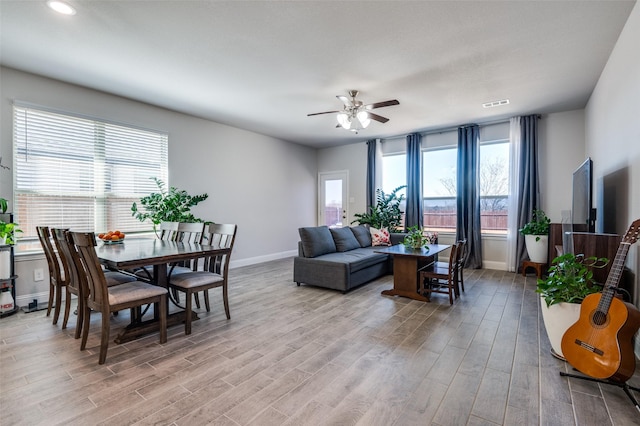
xmin=596 ymin=242 xmax=630 ymax=312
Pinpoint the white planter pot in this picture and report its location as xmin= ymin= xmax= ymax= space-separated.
xmin=0 ymin=250 xmax=10 ymax=279
xmin=539 ymin=297 xmax=581 ymax=360
xmin=525 ymin=234 xmax=548 ymax=263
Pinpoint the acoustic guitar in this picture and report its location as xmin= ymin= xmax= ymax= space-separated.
xmin=561 ymin=219 xmax=640 ymax=382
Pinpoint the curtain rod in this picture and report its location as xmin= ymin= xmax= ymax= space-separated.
xmin=417 ymin=114 xmax=542 ymax=137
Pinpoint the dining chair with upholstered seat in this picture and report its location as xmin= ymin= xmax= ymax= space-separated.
xmin=37 ymin=226 xmax=67 ymax=325
xmin=168 ymin=223 xmax=237 ymax=334
xmin=419 ymin=243 xmax=459 ymax=305
xmin=168 ymin=222 xmax=206 ymax=306
xmin=69 ymin=231 xmax=168 ymax=364
xmin=51 ymin=228 xmax=137 ymax=338
xmin=455 ymin=239 xmax=468 ymax=293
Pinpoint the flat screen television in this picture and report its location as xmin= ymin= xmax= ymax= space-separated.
xmin=571 ymin=157 xmax=595 ymax=233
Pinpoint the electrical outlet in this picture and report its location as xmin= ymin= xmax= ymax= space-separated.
xmin=34 ymin=268 xmax=44 ymax=282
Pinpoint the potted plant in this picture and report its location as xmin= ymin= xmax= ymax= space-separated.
xmin=131 ymin=178 xmax=209 ymax=237
xmin=536 ymin=253 xmax=608 ymax=359
xmin=352 ymin=185 xmax=406 ymax=231
xmin=519 ymin=209 xmax=551 ymax=263
xmin=0 ymin=221 xmax=22 ymax=246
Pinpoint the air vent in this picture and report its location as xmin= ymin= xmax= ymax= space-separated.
xmin=482 ymin=99 xmax=510 ymax=108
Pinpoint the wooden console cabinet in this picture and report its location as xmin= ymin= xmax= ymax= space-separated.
xmin=548 ymin=223 xmax=620 ymax=285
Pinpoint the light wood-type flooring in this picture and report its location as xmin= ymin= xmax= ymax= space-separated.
xmin=1 ymin=258 xmax=639 ymax=425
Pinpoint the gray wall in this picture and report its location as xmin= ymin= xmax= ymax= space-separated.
xmin=1 ymin=67 xmax=318 ymax=306
xmin=585 ymin=1 xmax=640 ymax=311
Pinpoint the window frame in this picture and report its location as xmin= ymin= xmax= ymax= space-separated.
xmin=12 ymin=104 xmax=168 ymax=252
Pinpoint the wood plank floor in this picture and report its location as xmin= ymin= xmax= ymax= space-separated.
xmin=1 ymin=258 xmax=639 ymax=425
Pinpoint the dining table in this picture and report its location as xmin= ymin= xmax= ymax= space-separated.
xmin=374 ymin=243 xmax=452 ymax=302
xmin=96 ymin=237 xmax=231 ymax=343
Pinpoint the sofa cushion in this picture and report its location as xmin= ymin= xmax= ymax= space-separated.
xmin=299 ymin=226 xmax=337 ymax=258
xmin=370 ymin=227 xmax=391 ymax=246
xmin=312 ymin=248 xmax=389 ymax=273
xmin=350 ymin=225 xmax=372 ymax=247
xmin=330 ymin=227 xmax=361 ymax=252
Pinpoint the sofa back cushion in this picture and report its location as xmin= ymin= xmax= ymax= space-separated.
xmin=350 ymin=225 xmax=372 ymax=247
xmin=299 ymin=226 xmax=337 ymax=258
xmin=330 ymin=227 xmax=361 ymax=252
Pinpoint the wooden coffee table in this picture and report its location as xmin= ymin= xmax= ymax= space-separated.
xmin=375 ymin=244 xmax=452 ymax=302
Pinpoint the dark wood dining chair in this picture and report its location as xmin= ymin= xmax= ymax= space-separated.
xmin=419 ymin=243 xmax=459 ymax=305
xmin=455 ymin=239 xmax=468 ymax=293
xmin=169 ymin=222 xmax=206 ymax=306
xmin=52 ymin=228 xmax=137 ymax=338
xmin=36 ymin=226 xmax=67 ymax=324
xmin=69 ymin=231 xmax=168 ymax=364
xmin=168 ymin=223 xmax=237 ymax=335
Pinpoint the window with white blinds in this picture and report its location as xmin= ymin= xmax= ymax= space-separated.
xmin=13 ymin=105 xmax=168 ymax=244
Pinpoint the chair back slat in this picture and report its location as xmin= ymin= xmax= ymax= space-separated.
xmin=203 ymin=223 xmax=237 ymax=275
xmin=159 ymin=222 xmax=179 ymax=241
xmin=51 ymin=228 xmax=77 ymax=294
xmin=36 ymin=226 xmax=63 ymax=283
xmin=176 ymin=222 xmax=205 ymax=244
xmin=70 ymin=232 xmax=110 ymax=310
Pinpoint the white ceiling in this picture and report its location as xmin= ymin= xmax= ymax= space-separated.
xmin=0 ymin=1 xmax=635 ymax=148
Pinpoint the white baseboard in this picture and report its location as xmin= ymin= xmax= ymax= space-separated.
xmin=230 ymin=250 xmax=297 ymax=269
xmin=16 ymin=291 xmax=53 ymax=309
xmin=482 ymin=260 xmax=507 ymax=271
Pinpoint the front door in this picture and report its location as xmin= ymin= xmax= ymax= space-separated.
xmin=319 ymin=171 xmax=348 ymax=228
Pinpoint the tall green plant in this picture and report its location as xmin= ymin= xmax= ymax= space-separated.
xmin=131 ymin=178 xmax=208 ymax=235
xmin=352 ymin=185 xmax=406 ymax=230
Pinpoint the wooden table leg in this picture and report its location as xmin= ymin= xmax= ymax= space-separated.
xmin=381 ymin=255 xmax=430 ymax=302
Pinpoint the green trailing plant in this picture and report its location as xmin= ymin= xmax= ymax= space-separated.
xmin=352 ymin=185 xmax=406 ymax=230
xmin=519 ymin=209 xmax=551 ymax=241
xmin=131 ymin=178 xmax=209 ymax=236
xmin=403 ymin=225 xmax=430 ymax=250
xmin=536 ymin=253 xmax=609 ymax=307
xmin=0 ymin=197 xmax=7 ymax=214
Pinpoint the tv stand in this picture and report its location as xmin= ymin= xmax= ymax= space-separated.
xmin=548 ymin=224 xmax=619 ymax=284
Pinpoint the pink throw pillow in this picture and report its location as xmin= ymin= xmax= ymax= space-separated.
xmin=370 ymin=227 xmax=391 ymax=246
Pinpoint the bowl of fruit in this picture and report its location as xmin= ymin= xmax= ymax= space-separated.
xmin=98 ymin=230 xmax=126 ymax=244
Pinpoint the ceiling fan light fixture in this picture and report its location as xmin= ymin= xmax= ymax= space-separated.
xmin=337 ymin=112 xmax=351 ymax=129
xmin=357 ymin=111 xmax=371 ymax=128
xmin=46 ymin=0 xmax=76 ymax=15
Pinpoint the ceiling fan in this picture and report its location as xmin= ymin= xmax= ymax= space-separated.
xmin=307 ymin=90 xmax=399 ymax=133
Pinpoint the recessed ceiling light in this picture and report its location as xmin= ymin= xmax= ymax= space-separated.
xmin=482 ymin=99 xmax=510 ymax=108
xmin=47 ymin=0 xmax=76 ymax=15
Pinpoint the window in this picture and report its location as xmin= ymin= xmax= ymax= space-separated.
xmin=381 ymin=153 xmax=406 ymax=196
xmin=421 ymin=141 xmax=509 ymax=233
xmin=422 ymin=147 xmax=457 ymax=231
xmin=479 ymin=141 xmax=509 ymax=233
xmin=13 ymin=105 xmax=168 ymax=248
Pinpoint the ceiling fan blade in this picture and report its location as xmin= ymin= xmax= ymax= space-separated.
xmin=365 ymin=99 xmax=400 ymax=110
xmin=307 ymin=110 xmax=340 ymax=116
xmin=367 ymin=112 xmax=389 ymax=123
xmin=337 ymin=95 xmax=351 ymax=106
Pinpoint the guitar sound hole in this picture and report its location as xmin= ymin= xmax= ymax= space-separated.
xmin=592 ymin=310 xmax=608 ymax=326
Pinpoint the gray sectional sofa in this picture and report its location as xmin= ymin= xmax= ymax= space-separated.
xmin=293 ymin=225 xmax=405 ymax=293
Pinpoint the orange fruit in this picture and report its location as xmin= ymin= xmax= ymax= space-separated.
xmin=98 ymin=233 xmax=105 ymax=239
xmin=110 ymin=235 xmax=119 ymax=241
xmin=119 ymin=233 xmax=125 ymax=239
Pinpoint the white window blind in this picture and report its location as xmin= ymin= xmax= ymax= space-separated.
xmin=13 ymin=105 xmax=168 ymax=243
